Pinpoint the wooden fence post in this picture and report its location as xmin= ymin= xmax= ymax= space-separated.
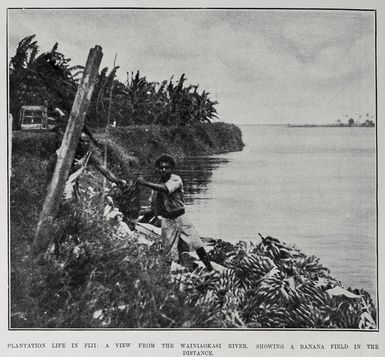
xmin=32 ymin=45 xmax=103 ymax=255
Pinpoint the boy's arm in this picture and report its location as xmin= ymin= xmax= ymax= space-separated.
xmin=94 ymin=164 xmax=126 ymax=186
xmin=137 ymin=176 xmax=168 ymax=193
xmin=88 ymin=153 xmax=126 ymax=186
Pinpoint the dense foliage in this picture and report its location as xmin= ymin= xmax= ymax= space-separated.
xmin=9 ymin=35 xmax=81 ymax=129
xmin=10 ymin=35 xmax=218 ymax=129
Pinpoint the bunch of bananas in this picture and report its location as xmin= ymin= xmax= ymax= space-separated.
xmin=229 ymin=254 xmax=274 ymax=289
xmin=214 ymin=268 xmax=237 ymax=292
xmin=297 ymin=282 xmax=330 ymax=307
xmin=287 ymin=304 xmax=329 ymax=328
xmin=255 ymin=274 xmax=286 ymax=303
xmin=255 ymin=235 xmax=293 ymax=260
xmin=244 ymin=302 xmax=287 ymax=328
xmin=294 ymin=254 xmax=330 ymax=278
xmin=333 ymin=305 xmax=362 ymax=329
xmin=208 ymin=239 xmax=235 ymax=265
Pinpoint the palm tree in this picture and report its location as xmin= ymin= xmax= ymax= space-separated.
xmin=9 ymin=35 xmax=39 ymax=129
xmin=9 ymin=35 xmax=82 ymax=129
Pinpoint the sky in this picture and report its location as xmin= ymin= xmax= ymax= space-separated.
xmin=8 ymin=8 xmax=375 ymax=125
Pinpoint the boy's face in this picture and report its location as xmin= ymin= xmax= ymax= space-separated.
xmin=78 ymin=133 xmax=91 ymax=152
xmin=157 ymin=161 xmax=172 ymax=181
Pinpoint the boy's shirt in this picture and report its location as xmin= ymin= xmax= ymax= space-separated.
xmin=153 ymin=174 xmax=185 ymax=216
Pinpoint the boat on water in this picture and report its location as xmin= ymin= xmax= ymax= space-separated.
xmin=135 ymin=222 xmax=161 ymax=242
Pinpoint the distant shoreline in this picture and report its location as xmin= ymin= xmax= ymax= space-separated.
xmin=287 ymin=124 xmax=375 ymax=128
xmin=238 ymin=123 xmax=375 ymax=127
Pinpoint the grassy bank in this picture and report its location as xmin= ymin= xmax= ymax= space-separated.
xmin=12 ymin=122 xmax=244 ymax=162
xmin=97 ymin=122 xmax=244 ymax=167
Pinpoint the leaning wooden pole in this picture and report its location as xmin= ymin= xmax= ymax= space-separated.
xmin=32 ymin=46 xmax=103 ymax=255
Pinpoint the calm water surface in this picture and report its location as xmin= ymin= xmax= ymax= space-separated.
xmin=176 ymin=125 xmax=376 ymax=298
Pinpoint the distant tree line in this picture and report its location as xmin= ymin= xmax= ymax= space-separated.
xmin=336 ymin=115 xmax=375 ymax=127
xmin=9 ymin=35 xmax=218 ymax=130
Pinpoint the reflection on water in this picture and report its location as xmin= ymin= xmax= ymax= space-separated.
xmin=178 ymin=157 xmax=229 ymax=203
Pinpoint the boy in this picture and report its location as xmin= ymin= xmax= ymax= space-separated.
xmin=137 ymin=154 xmax=213 ymax=271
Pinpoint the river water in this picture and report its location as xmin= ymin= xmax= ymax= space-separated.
xmin=176 ymin=125 xmax=377 ymax=298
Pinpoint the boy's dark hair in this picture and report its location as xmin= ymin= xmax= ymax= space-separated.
xmin=154 ymin=154 xmax=176 ymax=169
